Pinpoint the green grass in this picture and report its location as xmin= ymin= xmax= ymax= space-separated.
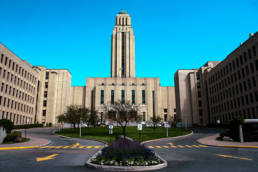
xmin=56 ymin=126 xmax=191 ymax=144
xmin=2 ymin=138 xmax=30 ymax=144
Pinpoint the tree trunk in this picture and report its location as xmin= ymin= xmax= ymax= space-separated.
xmin=122 ymin=126 xmax=126 ymax=139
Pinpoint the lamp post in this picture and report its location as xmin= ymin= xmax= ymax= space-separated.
xmin=79 ymin=118 xmax=82 ymax=137
xmin=25 ymin=118 xmax=30 ymax=139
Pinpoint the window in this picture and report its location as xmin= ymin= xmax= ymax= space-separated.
xmin=0 ymin=54 xmax=4 ymax=63
xmin=198 ymin=91 xmax=201 ymax=98
xmin=121 ymin=90 xmax=125 ymax=104
xmin=143 ymin=112 xmax=146 ymax=121
xmin=164 ymin=114 xmax=168 ymax=122
xmin=111 ymin=90 xmax=114 ymax=104
xmin=44 ymin=91 xmax=47 ymax=98
xmin=42 ymin=110 xmax=46 ymax=116
xmin=45 ymin=82 xmax=48 ymax=89
xmin=198 ymin=100 xmax=202 ymax=107
xmin=43 ymin=100 xmax=47 ymax=107
xmin=132 ymin=90 xmax=135 ymax=104
xmin=164 ymin=109 xmax=168 ymax=113
xmin=250 ymin=63 xmax=254 ymax=73
xmin=253 ymin=46 xmax=256 ymax=57
xmin=45 ymin=72 xmax=49 ymax=79
xmin=196 ymin=72 xmax=200 ymax=80
xmin=142 ymin=90 xmax=145 ymax=104
xmin=197 ymin=82 xmax=201 ymax=89
xmin=199 ymin=109 xmax=203 ymax=116
xmin=100 ymin=90 xmax=104 ymax=104
xmin=255 ymin=91 xmax=258 ymax=102
xmin=121 ymin=32 xmax=125 ymax=77
xmin=255 ymin=60 xmax=258 ymax=71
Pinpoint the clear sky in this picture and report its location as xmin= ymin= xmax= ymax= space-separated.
xmin=0 ymin=0 xmax=257 ymax=86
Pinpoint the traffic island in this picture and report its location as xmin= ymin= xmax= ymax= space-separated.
xmin=85 ymin=137 xmax=167 ymax=171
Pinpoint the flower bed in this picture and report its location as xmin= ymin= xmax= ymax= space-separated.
xmin=91 ymin=137 xmax=163 ymax=166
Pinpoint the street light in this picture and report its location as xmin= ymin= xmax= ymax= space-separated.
xmin=25 ymin=118 xmax=30 ymax=139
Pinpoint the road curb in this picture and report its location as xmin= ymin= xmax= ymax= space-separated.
xmin=197 ymin=134 xmax=258 ymax=149
xmin=0 ymin=136 xmax=51 ymax=149
xmin=141 ymin=130 xmax=193 ymax=145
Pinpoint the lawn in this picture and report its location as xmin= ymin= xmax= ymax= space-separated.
xmin=56 ymin=126 xmax=191 ymax=144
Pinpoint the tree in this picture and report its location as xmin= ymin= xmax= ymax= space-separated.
xmin=0 ymin=119 xmax=14 ymax=133
xmin=105 ymin=101 xmax=138 ymax=138
xmin=88 ymin=110 xmax=99 ymax=128
xmin=150 ymin=116 xmax=162 ymax=131
xmin=57 ymin=105 xmax=90 ymax=128
xmin=168 ymin=115 xmax=176 ymax=128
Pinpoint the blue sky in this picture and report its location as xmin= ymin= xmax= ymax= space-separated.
xmin=0 ymin=0 xmax=257 ymax=86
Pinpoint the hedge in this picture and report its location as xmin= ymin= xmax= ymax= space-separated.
xmin=13 ymin=123 xmax=43 ymax=129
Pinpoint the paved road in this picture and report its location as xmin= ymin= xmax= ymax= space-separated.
xmin=0 ymin=128 xmax=258 ymax=172
xmin=0 ymin=128 xmax=104 ymax=172
xmin=144 ymin=128 xmax=258 ymax=172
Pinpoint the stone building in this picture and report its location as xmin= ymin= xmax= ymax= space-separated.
xmin=175 ymin=32 xmax=258 ymax=126
xmin=72 ymin=11 xmax=176 ymax=122
xmin=33 ymin=66 xmax=72 ymax=125
xmin=0 ymin=43 xmax=39 ymax=125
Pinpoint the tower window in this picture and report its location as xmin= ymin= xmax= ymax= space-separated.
xmin=44 ymin=91 xmax=47 ymax=98
xmin=43 ymin=100 xmax=47 ymax=107
xmin=111 ymin=90 xmax=114 ymax=104
xmin=45 ymin=72 xmax=49 ymax=79
xmin=100 ymin=90 xmax=104 ymax=104
xmin=142 ymin=90 xmax=146 ymax=104
xmin=121 ymin=90 xmax=125 ymax=104
xmin=42 ymin=110 xmax=46 ymax=116
xmin=132 ymin=90 xmax=135 ymax=104
xmin=121 ymin=32 xmax=125 ymax=77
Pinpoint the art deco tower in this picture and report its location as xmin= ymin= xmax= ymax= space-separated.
xmin=111 ymin=10 xmax=135 ymax=78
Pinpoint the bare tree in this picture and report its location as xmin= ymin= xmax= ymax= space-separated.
xmin=105 ymin=101 xmax=138 ymax=138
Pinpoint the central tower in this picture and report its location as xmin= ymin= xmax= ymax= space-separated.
xmin=111 ymin=10 xmax=135 ymax=78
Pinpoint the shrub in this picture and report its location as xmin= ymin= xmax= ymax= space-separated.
xmin=3 ymin=131 xmax=22 ymax=143
xmin=228 ymin=117 xmax=244 ymax=141
xmin=0 ymin=119 xmax=14 ymax=133
xmin=91 ymin=137 xmax=162 ymax=166
xmin=219 ymin=130 xmax=230 ymax=140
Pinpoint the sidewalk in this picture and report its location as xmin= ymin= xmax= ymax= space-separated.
xmin=0 ymin=134 xmax=50 ymax=149
xmin=197 ymin=134 xmax=258 ymax=148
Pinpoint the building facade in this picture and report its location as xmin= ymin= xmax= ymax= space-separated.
xmin=72 ymin=11 xmax=176 ymax=122
xmin=33 ymin=66 xmax=72 ymax=125
xmin=0 ymin=43 xmax=72 ymax=125
xmin=0 ymin=43 xmax=39 ymax=125
xmin=175 ymin=33 xmax=258 ymax=126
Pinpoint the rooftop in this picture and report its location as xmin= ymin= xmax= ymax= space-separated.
xmin=118 ymin=10 xmax=128 ymax=14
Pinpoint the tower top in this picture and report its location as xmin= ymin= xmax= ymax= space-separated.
xmin=115 ymin=10 xmax=131 ymax=26
xmin=118 ymin=10 xmax=128 ymax=14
